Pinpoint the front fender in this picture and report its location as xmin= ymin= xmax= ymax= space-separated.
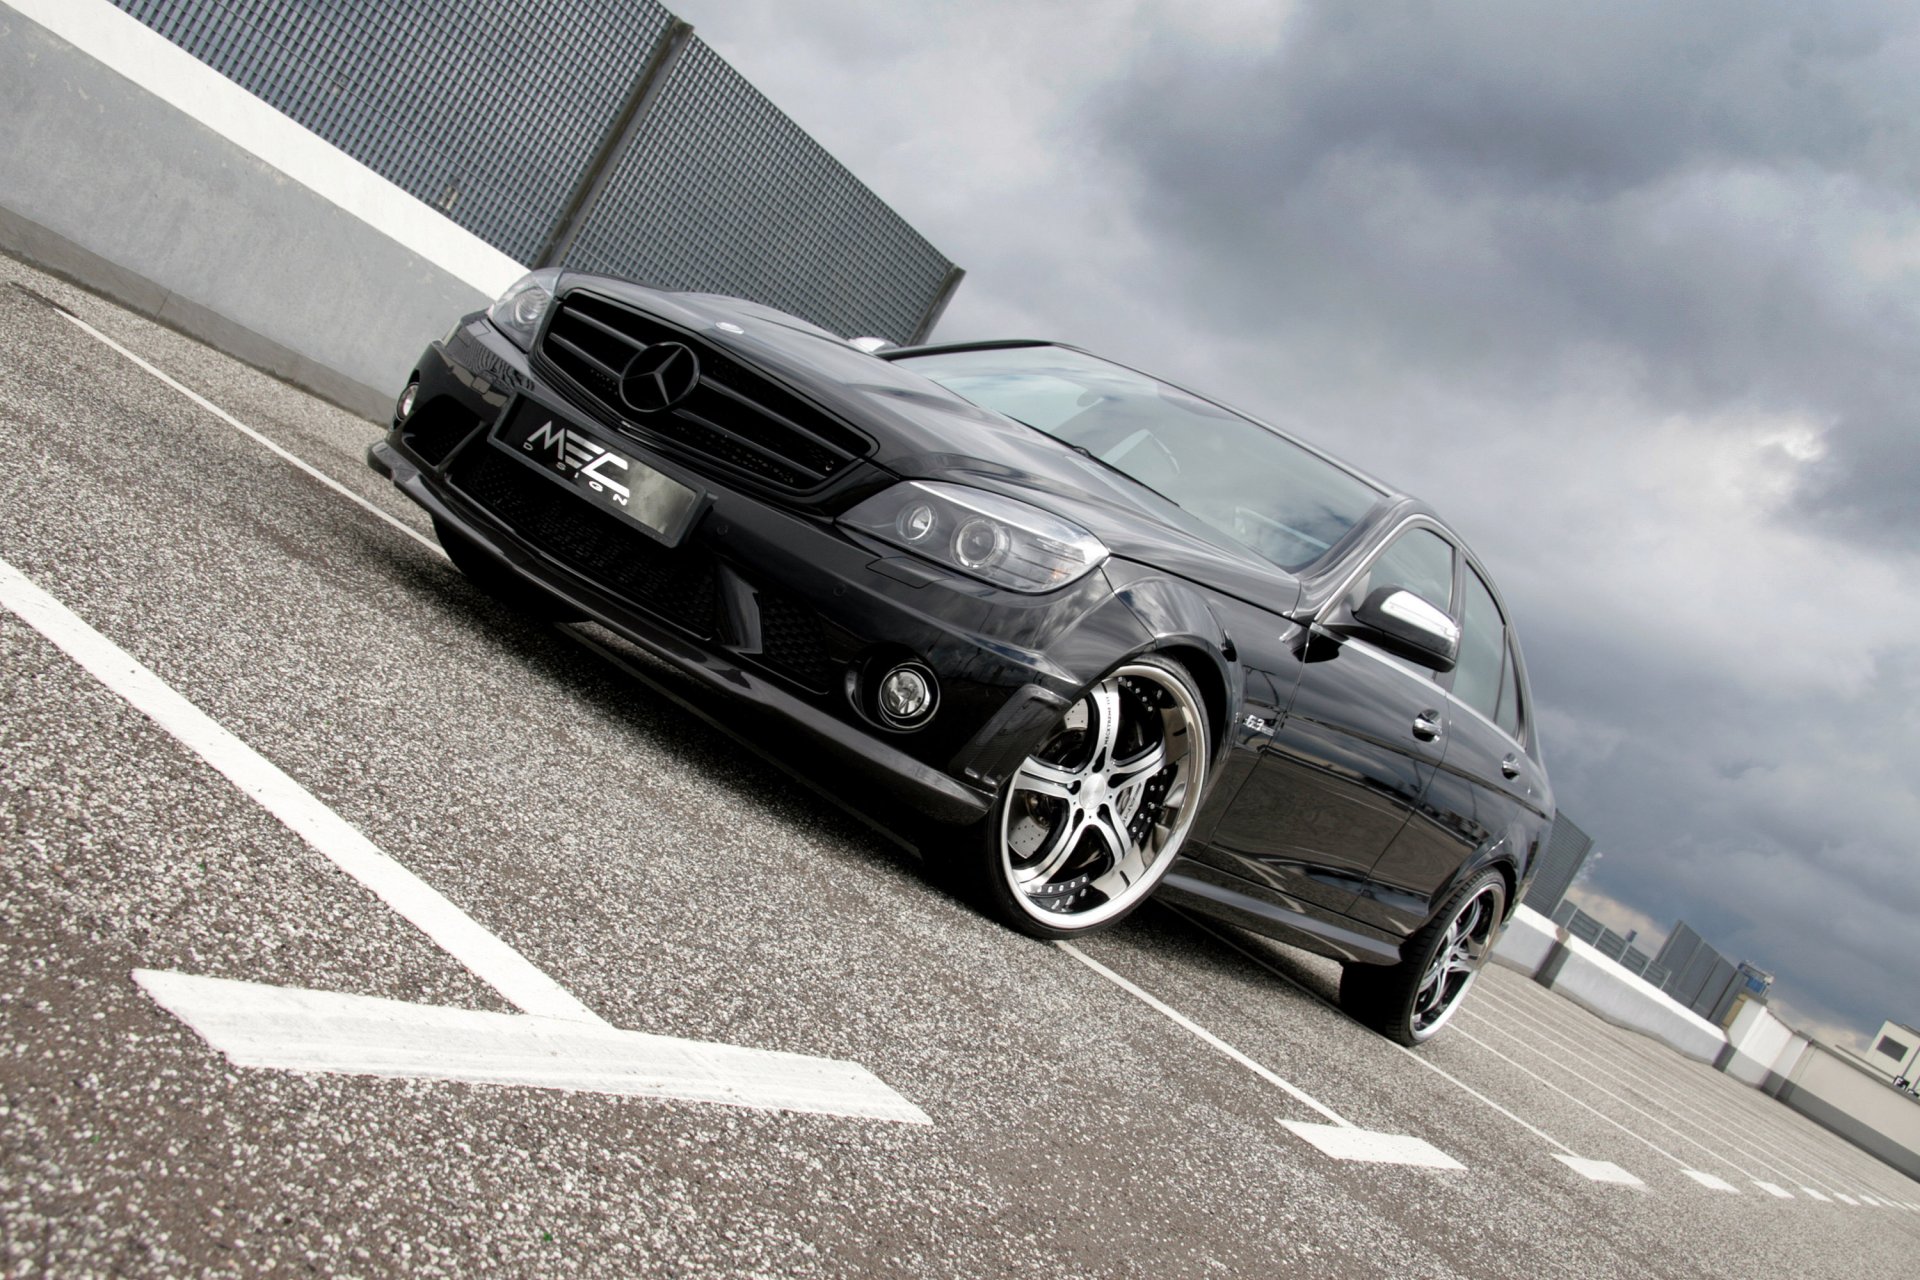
xmin=1105 ymin=564 xmax=1248 ymax=770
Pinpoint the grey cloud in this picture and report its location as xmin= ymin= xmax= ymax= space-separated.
xmin=1089 ymin=1 xmax=1920 ymax=543
xmin=1523 ymin=607 xmax=1920 ymax=1030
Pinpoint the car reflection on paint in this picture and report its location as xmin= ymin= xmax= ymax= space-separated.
xmin=368 ymin=269 xmax=1553 ymax=1044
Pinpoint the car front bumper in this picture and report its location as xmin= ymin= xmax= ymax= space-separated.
xmin=369 ymin=320 xmax=1155 ymax=825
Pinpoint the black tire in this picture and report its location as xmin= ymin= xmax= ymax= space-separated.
xmin=970 ymin=653 xmax=1210 ymax=939
xmin=433 ymin=517 xmax=583 ymax=622
xmin=1339 ymin=868 xmax=1506 ymax=1046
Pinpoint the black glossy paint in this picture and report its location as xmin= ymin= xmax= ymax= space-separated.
xmin=372 ymin=274 xmax=1554 ymax=971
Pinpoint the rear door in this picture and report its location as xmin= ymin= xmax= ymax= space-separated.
xmin=1354 ymin=564 xmax=1550 ymax=935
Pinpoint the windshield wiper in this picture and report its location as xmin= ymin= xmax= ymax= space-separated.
xmin=1065 ymin=441 xmax=1175 ymax=505
xmin=1001 ymin=416 xmax=1177 ymax=506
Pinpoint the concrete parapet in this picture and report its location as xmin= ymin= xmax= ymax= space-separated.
xmin=1494 ymin=905 xmax=1727 ymax=1062
xmin=0 ymin=0 xmax=512 ymax=418
xmin=1542 ymin=931 xmax=1727 ymax=1062
xmin=1491 ymin=903 xmax=1559 ymax=978
xmin=1776 ymin=1043 xmax=1920 ymax=1181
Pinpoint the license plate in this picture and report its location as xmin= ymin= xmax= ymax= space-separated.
xmin=496 ymin=400 xmax=702 ymax=546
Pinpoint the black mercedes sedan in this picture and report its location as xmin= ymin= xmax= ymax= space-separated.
xmin=368 ymin=269 xmax=1553 ymax=1044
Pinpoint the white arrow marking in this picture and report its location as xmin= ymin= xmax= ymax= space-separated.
xmin=1 ymin=556 xmax=927 ymax=1124
xmin=135 ymin=972 xmax=928 ymax=1123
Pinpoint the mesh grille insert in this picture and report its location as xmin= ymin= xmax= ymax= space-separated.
xmin=753 ymin=590 xmax=834 ymax=692
xmin=452 ymin=448 xmax=718 ymax=638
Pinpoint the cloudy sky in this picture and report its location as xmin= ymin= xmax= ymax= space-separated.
xmin=666 ymin=0 xmax=1919 ymax=1044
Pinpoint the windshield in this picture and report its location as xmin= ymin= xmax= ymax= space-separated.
xmin=897 ymin=345 xmax=1384 ymax=572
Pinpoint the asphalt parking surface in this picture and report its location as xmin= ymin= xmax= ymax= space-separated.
xmin=2 ymin=253 xmax=1916 ymax=1278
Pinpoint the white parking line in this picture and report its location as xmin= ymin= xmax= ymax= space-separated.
xmin=1467 ymin=983 xmax=1859 ymax=1192
xmin=1454 ymin=1007 xmax=1768 ymax=1190
xmin=1473 ymin=982 xmax=1919 ymax=1207
xmin=0 ymin=557 xmax=928 ymax=1124
xmin=1554 ymin=1156 xmax=1645 ymax=1186
xmin=1682 ymin=1170 xmax=1740 ymax=1194
xmin=51 ymin=305 xmax=442 ymax=558
xmin=0 ymin=557 xmax=594 ymax=1023
xmin=1466 ymin=985 xmax=1824 ymax=1196
xmin=1056 ymin=943 xmax=1463 ymax=1169
xmin=1166 ymin=910 xmax=1643 ymax=1186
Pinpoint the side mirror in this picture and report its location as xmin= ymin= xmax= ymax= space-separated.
xmin=1348 ymin=586 xmax=1460 ymax=672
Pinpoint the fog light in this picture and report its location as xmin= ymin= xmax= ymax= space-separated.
xmin=877 ymin=663 xmax=937 ymax=728
xmin=396 ymin=381 xmax=419 ymax=421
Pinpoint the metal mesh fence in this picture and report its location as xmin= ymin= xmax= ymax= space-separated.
xmin=1521 ymin=813 xmax=1594 ymax=915
xmin=112 ymin=0 xmax=675 ymax=263
xmin=108 ymin=1 xmax=960 ymax=342
xmin=1552 ymin=903 xmax=1654 ymax=976
xmin=563 ymin=39 xmax=956 ymax=344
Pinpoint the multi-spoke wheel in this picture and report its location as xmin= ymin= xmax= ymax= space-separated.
xmin=975 ymin=654 xmax=1209 ymax=938
xmin=1339 ymin=869 xmax=1506 ymax=1045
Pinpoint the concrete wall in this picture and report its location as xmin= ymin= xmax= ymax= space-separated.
xmin=1720 ymin=999 xmax=1802 ymax=1088
xmin=1776 ymin=1042 xmax=1920 ymax=1181
xmin=0 ymin=0 xmax=522 ymax=418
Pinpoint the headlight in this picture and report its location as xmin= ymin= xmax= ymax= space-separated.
xmin=485 ymin=268 xmax=560 ymax=350
xmin=840 ymin=482 xmax=1108 ymax=593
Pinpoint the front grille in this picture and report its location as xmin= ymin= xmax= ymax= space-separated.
xmin=452 ymin=448 xmax=719 ymax=638
xmin=753 ymin=590 xmax=833 ymax=692
xmin=538 ymin=291 xmax=871 ymax=492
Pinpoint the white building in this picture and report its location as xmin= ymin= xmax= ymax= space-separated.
xmin=1860 ymin=1020 xmax=1920 ymax=1084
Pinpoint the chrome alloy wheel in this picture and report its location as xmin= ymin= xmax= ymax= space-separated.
xmin=998 ymin=660 xmax=1207 ymax=930
xmin=1409 ymin=882 xmax=1500 ymax=1040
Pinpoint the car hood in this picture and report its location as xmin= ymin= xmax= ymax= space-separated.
xmin=572 ymin=282 xmax=1305 ymax=616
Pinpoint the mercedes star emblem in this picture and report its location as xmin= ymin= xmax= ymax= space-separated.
xmin=618 ymin=342 xmax=701 ymax=414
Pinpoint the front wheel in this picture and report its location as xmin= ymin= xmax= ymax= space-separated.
xmin=1339 ymin=869 xmax=1506 ymax=1045
xmin=972 ymin=654 xmax=1210 ymax=938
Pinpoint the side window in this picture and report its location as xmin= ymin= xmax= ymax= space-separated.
xmin=1453 ymin=569 xmax=1505 ymax=721
xmin=1348 ymin=527 xmax=1455 ymax=614
xmin=1495 ymin=638 xmax=1525 ymax=741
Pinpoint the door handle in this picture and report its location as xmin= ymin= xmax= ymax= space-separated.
xmin=1412 ymin=711 xmax=1442 ymax=741
xmin=1501 ymin=753 xmax=1521 ymax=779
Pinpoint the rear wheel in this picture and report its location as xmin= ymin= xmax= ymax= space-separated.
xmin=973 ymin=654 xmax=1209 ymax=938
xmin=433 ymin=517 xmax=582 ymax=622
xmin=1339 ymin=869 xmax=1505 ymax=1045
